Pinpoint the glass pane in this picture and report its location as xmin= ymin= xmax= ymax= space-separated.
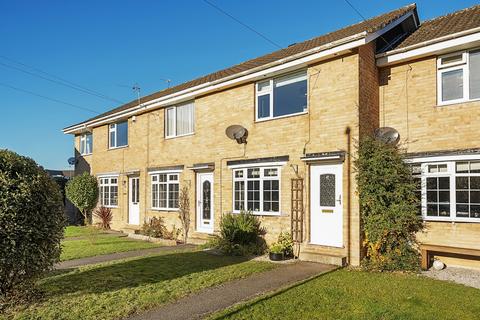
xmin=234 ymin=181 xmax=245 ymax=211
xmin=456 ymin=204 xmax=469 ymax=217
xmin=109 ymin=130 xmax=116 ymax=148
xmin=257 ymin=94 xmax=270 ymax=119
xmin=438 ymin=177 xmax=450 ymax=189
xmin=86 ymin=133 xmax=93 ymax=153
xmin=471 ymin=176 xmax=480 ymax=189
xmin=456 ymin=176 xmax=469 ymax=189
xmin=427 ymin=177 xmax=437 ymax=189
xmin=176 ymin=102 xmax=194 ymax=135
xmin=168 ymin=183 xmax=179 ymax=208
xmin=116 ymin=121 xmax=128 ymax=147
xmin=159 ymin=184 xmax=167 ymax=208
xmin=234 ymin=170 xmax=244 ymax=178
xmin=257 ymin=80 xmax=270 ymax=92
xmin=319 ymin=174 xmax=336 ymax=207
xmin=456 ymin=190 xmax=469 ymax=203
xmin=456 ymin=162 xmax=469 ymax=173
xmin=202 ymin=181 xmax=211 ymax=220
xmin=273 ymin=78 xmax=307 ymax=117
xmin=441 ymin=69 xmax=463 ymax=101
xmin=427 ymin=204 xmax=438 ymax=216
xmin=471 ymin=161 xmax=480 ymax=173
xmin=439 ymin=204 xmax=450 ymax=216
xmin=264 ymin=168 xmax=278 ymax=177
xmin=247 ymin=180 xmax=260 ymax=211
xmin=159 ymin=174 xmax=167 ymax=182
xmin=80 ymin=136 xmax=85 ymax=154
xmin=441 ymin=54 xmax=463 ymax=65
xmin=469 ymin=50 xmax=480 ymax=99
xmin=428 ymin=165 xmax=438 ymax=173
xmin=166 ymin=108 xmax=175 ymax=136
xmin=247 ymin=168 xmax=260 ymax=178
xmin=169 ymin=174 xmax=178 ymax=181
xmin=427 ymin=191 xmax=437 ymax=203
xmin=438 ymin=164 xmax=448 ymax=173
xmin=470 ymin=205 xmax=480 ymax=218
xmin=438 ymin=191 xmax=449 ymax=203
xmin=470 ymin=191 xmax=480 ymax=204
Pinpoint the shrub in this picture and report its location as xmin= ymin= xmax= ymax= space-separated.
xmin=93 ymin=206 xmax=112 ymax=230
xmin=140 ymin=217 xmax=167 ymax=238
xmin=163 ymin=225 xmax=181 ymax=241
xmin=210 ymin=211 xmax=267 ymax=256
xmin=355 ymin=137 xmax=423 ymax=271
xmin=178 ymin=185 xmax=191 ymax=244
xmin=65 ymin=172 xmax=98 ymax=225
xmin=0 ymin=150 xmax=65 ymax=302
xmin=269 ymin=231 xmax=294 ymax=257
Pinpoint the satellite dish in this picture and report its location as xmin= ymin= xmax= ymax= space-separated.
xmin=225 ymin=125 xmax=248 ymax=144
xmin=67 ymin=157 xmax=78 ymax=166
xmin=374 ymin=127 xmax=400 ymax=146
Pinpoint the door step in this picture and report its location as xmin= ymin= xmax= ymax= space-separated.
xmin=120 ymin=225 xmax=141 ymax=235
xmin=188 ymin=231 xmax=214 ymax=245
xmin=299 ymin=251 xmax=346 ymax=266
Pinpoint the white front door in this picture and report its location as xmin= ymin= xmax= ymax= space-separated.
xmin=197 ymin=172 xmax=214 ymax=233
xmin=310 ymin=163 xmax=343 ymax=247
xmin=128 ymin=177 xmax=140 ymax=225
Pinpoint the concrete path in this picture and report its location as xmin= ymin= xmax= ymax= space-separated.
xmin=55 ymin=244 xmax=196 ymax=269
xmin=127 ymin=261 xmax=337 ymax=320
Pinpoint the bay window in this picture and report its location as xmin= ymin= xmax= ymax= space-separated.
xmin=233 ymin=167 xmax=280 ymax=215
xmin=256 ymin=70 xmax=307 ymax=121
xmin=437 ymin=48 xmax=480 ymax=105
xmin=99 ymin=177 xmax=118 ymax=207
xmin=80 ymin=133 xmax=93 ymax=155
xmin=165 ymin=101 xmax=195 ymax=138
xmin=109 ymin=120 xmax=128 ymax=148
xmin=151 ymin=173 xmax=179 ymax=210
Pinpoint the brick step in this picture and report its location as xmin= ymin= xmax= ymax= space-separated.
xmin=188 ymin=232 xmax=215 ymax=245
xmin=119 ymin=224 xmax=141 ymax=235
xmin=299 ymin=248 xmax=347 ymax=266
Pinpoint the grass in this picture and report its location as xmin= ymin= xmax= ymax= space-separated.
xmin=211 ymin=269 xmax=480 ymax=320
xmin=4 ymin=251 xmax=275 ymax=320
xmin=64 ymin=226 xmax=107 ymax=238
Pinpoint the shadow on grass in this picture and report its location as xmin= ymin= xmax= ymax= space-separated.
xmin=43 ymin=251 xmax=249 ymax=297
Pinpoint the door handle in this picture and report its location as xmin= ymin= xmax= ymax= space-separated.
xmin=336 ymin=195 xmax=342 ymax=205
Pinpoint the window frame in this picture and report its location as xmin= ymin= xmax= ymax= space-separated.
xmin=108 ymin=120 xmax=128 ymax=149
xmin=232 ymin=166 xmax=281 ymax=216
xmin=437 ymin=48 xmax=480 ymax=106
xmin=165 ymin=101 xmax=195 ymax=139
xmin=150 ymin=172 xmax=180 ymax=211
xmin=99 ymin=176 xmax=119 ymax=208
xmin=79 ymin=132 xmax=93 ymax=155
xmin=255 ymin=70 xmax=308 ymax=122
xmin=415 ymin=160 xmax=480 ymax=223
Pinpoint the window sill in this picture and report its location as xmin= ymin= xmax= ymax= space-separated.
xmin=108 ymin=145 xmax=129 ymax=151
xmin=80 ymin=153 xmax=92 ymax=156
xmin=165 ymin=132 xmax=195 ymax=140
xmin=436 ymin=98 xmax=480 ymax=107
xmin=255 ymin=111 xmax=308 ymax=123
xmin=151 ymin=208 xmax=179 ymax=212
xmin=232 ymin=210 xmax=282 ymax=217
xmin=103 ymin=205 xmax=118 ymax=209
xmin=423 ymin=217 xmax=480 ymax=223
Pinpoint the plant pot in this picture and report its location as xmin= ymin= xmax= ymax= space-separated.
xmin=269 ymin=252 xmax=284 ymax=261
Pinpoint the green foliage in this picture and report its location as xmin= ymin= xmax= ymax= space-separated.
xmin=93 ymin=206 xmax=112 ymax=230
xmin=65 ymin=172 xmax=98 ymax=224
xmin=0 ymin=149 xmax=65 ymax=302
xmin=269 ymin=232 xmax=293 ymax=257
xmin=210 ymin=211 xmax=267 ymax=256
xmin=354 ymin=137 xmax=423 ymax=271
xmin=141 ymin=217 xmax=167 ymax=238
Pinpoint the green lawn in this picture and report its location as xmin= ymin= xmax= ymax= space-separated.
xmin=211 ymin=269 xmax=480 ymax=320
xmin=4 ymin=251 xmax=275 ymax=320
xmin=61 ymin=226 xmax=162 ymax=261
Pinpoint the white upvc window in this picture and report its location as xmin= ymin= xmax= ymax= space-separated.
xmin=437 ymin=48 xmax=480 ymax=105
xmin=255 ymin=70 xmax=308 ymax=121
xmin=109 ymin=120 xmax=128 ymax=149
xmin=99 ymin=177 xmax=118 ymax=208
xmin=232 ymin=167 xmax=281 ymax=215
xmin=165 ymin=101 xmax=195 ymax=138
xmin=151 ymin=173 xmax=179 ymax=210
xmin=414 ymin=160 xmax=480 ymax=222
xmin=79 ymin=133 xmax=93 ymax=155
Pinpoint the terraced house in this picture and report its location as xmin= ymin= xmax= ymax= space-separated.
xmin=64 ymin=4 xmax=480 ymax=268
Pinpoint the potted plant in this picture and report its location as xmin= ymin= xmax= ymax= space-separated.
xmin=269 ymin=243 xmax=285 ymax=261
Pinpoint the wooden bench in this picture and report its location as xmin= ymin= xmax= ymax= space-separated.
xmin=420 ymin=244 xmax=480 ymax=270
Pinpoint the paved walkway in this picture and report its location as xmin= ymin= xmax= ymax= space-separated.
xmin=127 ymin=261 xmax=337 ymax=320
xmin=55 ymin=244 xmax=196 ymax=269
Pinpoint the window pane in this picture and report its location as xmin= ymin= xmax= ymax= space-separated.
xmin=439 ymin=204 xmax=450 ymax=216
xmin=456 ymin=176 xmax=469 ymax=189
xmin=159 ymin=184 xmax=167 ymax=208
xmin=257 ymin=80 xmax=270 ymax=92
xmin=247 ymin=180 xmax=260 ymax=211
xmin=247 ymin=168 xmax=260 ymax=179
xmin=109 ymin=130 xmax=116 ymax=148
xmin=234 ymin=170 xmax=244 ymax=178
xmin=86 ymin=133 xmax=93 ymax=154
xmin=438 ymin=177 xmax=449 ymax=189
xmin=111 ymin=185 xmax=118 ymax=206
xmin=273 ymin=78 xmax=307 ymax=117
xmin=470 ymin=205 xmax=480 ymax=218
xmin=80 ymin=136 xmax=85 ymax=154
xmin=159 ymin=174 xmax=167 ymax=182
xmin=257 ymin=94 xmax=270 ymax=119
xmin=470 ymin=190 xmax=480 ymax=203
xmin=234 ymin=181 xmax=245 ymax=211
xmin=168 ymin=183 xmax=179 ymax=208
xmin=176 ymin=102 xmax=194 ymax=135
xmin=427 ymin=204 xmax=438 ymax=216
xmin=456 ymin=204 xmax=469 ymax=217
xmin=456 ymin=190 xmax=469 ymax=203
xmin=456 ymin=162 xmax=469 ymax=173
xmin=116 ymin=121 xmax=128 ymax=147
xmin=264 ymin=168 xmax=278 ymax=177
xmin=471 ymin=161 xmax=480 ymax=173
xmin=471 ymin=176 xmax=480 ymax=189
xmin=469 ymin=50 xmax=480 ymax=99
xmin=166 ymin=108 xmax=175 ymax=137
xmin=441 ymin=69 xmax=463 ymax=101
xmin=441 ymin=54 xmax=463 ymax=66
xmin=320 ymin=174 xmax=336 ymax=207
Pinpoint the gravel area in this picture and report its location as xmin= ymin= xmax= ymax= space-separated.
xmin=422 ymin=266 xmax=480 ymax=289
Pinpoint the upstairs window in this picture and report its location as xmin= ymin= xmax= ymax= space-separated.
xmin=109 ymin=120 xmax=128 ymax=148
xmin=80 ymin=133 xmax=93 ymax=155
xmin=165 ymin=101 xmax=195 ymax=138
xmin=437 ymin=49 xmax=480 ymax=105
xmin=256 ymin=70 xmax=307 ymax=121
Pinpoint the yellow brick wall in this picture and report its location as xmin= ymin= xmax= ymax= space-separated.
xmin=73 ymin=50 xmax=371 ymax=265
xmin=380 ymin=56 xmax=480 ymax=262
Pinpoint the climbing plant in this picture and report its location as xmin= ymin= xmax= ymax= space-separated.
xmin=355 ymin=137 xmax=423 ymax=271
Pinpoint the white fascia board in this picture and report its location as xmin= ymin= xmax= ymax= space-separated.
xmin=405 ymin=154 xmax=480 ymax=164
xmin=227 ymin=161 xmax=287 ymax=169
xmin=63 ymin=34 xmax=367 ymax=134
xmin=377 ymin=29 xmax=480 ymax=67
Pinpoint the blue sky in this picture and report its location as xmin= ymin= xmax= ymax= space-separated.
xmin=1 ymin=0 xmax=477 ymax=169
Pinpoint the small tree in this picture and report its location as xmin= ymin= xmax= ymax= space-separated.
xmin=65 ymin=172 xmax=98 ymax=225
xmin=355 ymin=137 xmax=423 ymax=271
xmin=178 ymin=185 xmax=191 ymax=244
xmin=0 ymin=150 xmax=65 ymax=302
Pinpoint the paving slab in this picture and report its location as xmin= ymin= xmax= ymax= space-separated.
xmin=127 ymin=261 xmax=337 ymax=320
xmin=55 ymin=244 xmax=196 ymax=269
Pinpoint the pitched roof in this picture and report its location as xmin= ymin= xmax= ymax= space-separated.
xmin=396 ymin=4 xmax=480 ymax=49
xmin=65 ymin=3 xmax=416 ymax=130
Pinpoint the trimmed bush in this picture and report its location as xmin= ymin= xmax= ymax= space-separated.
xmin=355 ymin=137 xmax=423 ymax=271
xmin=0 ymin=150 xmax=65 ymax=302
xmin=141 ymin=217 xmax=167 ymax=238
xmin=65 ymin=172 xmax=98 ymax=225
